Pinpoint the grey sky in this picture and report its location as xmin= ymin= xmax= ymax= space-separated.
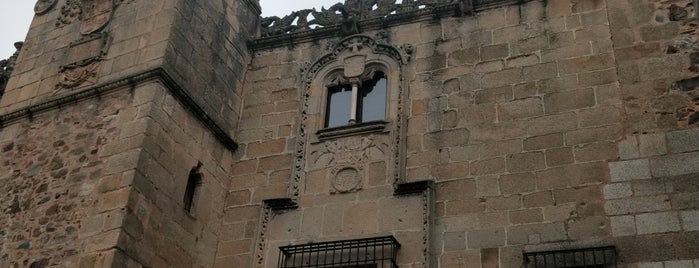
xmin=0 ymin=0 xmax=342 ymax=58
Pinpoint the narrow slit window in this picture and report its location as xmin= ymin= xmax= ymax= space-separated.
xmin=184 ymin=162 xmax=203 ymax=214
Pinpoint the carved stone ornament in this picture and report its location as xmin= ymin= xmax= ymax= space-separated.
xmin=56 ymin=33 xmax=111 ymax=91
xmin=332 ymin=166 xmax=363 ymax=193
xmin=56 ymin=0 xmax=133 ymax=35
xmin=260 ymin=0 xmax=459 ymax=37
xmin=56 ymin=60 xmax=100 ymax=89
xmin=79 ymin=0 xmax=114 ymax=35
xmin=34 ymin=0 xmax=58 ymax=15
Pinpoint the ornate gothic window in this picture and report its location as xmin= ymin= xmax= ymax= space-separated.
xmin=325 ymin=68 xmax=387 ymax=128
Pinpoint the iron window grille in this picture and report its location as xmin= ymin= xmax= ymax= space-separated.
xmin=278 ymin=236 xmax=400 ymax=268
xmin=524 ymin=246 xmax=617 ymax=268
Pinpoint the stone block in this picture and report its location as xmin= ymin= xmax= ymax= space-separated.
xmin=544 ymin=88 xmax=596 ymax=114
xmin=524 ymin=133 xmax=564 ymax=151
xmin=610 ymin=215 xmax=636 ymax=237
xmin=481 ymin=139 xmax=523 ymax=158
xmin=500 ymin=172 xmax=537 ymax=194
xmin=523 ymin=191 xmax=554 ymax=208
xmin=446 ymin=198 xmax=486 ymax=215
xmin=477 ymin=175 xmax=501 ymax=197
xmin=448 ymin=47 xmax=480 ymax=66
xmin=443 ymin=231 xmax=466 ymax=251
xmin=680 ymin=210 xmax=699 ymax=231
xmin=475 ymin=86 xmax=513 ymax=104
xmin=559 ymin=53 xmax=615 ymax=74
xmin=637 ymin=263 xmax=664 ymax=268
xmin=650 ymin=152 xmax=699 ymax=178
xmin=436 ymin=179 xmax=477 ymax=201
xmin=667 ymin=128 xmax=699 ymax=154
xmin=467 ymin=228 xmax=506 ymax=249
xmin=574 ymin=141 xmax=618 ymax=162
xmin=545 ymin=147 xmax=574 ymax=167
xmin=485 ymin=195 xmax=522 ymax=211
xmin=618 ymin=136 xmax=640 ymax=160
xmin=481 ymin=68 xmax=523 ymax=88
xmin=507 ymin=54 xmax=540 ymax=68
xmin=477 ymin=8 xmax=507 ymax=29
xmin=498 ymin=97 xmax=544 ymax=121
xmin=481 ymin=44 xmax=510 ymax=61
xmin=640 ymin=23 xmax=679 ymax=42
xmin=664 ymin=260 xmax=694 ymax=268
xmin=476 ymin=60 xmax=505 ymax=73
xmin=638 ymin=133 xmax=667 ymax=157
xmin=509 ymin=208 xmax=544 ymax=224
xmin=604 ymin=196 xmax=671 ymax=215
xmin=568 ymin=216 xmax=610 ymax=239
xmin=246 ymin=139 xmax=286 ymax=157
xmin=507 ymin=222 xmax=567 ymax=245
xmin=578 ymin=68 xmax=618 ymax=87
xmin=553 ymin=185 xmax=602 ymax=204
xmin=432 ymin=162 xmax=470 ymax=181
xmin=603 ymin=183 xmax=632 ymax=200
xmin=507 ymin=152 xmax=546 ymax=173
xmin=633 ymin=181 xmax=672 ymax=196
xmin=609 ymin=159 xmax=651 ymax=182
xmin=471 ymin=157 xmax=507 ymax=176
xmin=543 ymin=203 xmax=576 ymax=222
xmin=636 ymin=212 xmax=681 ymax=235
xmin=523 ymin=62 xmax=559 ymax=81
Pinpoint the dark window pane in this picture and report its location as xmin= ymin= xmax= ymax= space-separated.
xmin=359 ymin=73 xmax=386 ymax=123
xmin=326 ymin=85 xmax=352 ymax=128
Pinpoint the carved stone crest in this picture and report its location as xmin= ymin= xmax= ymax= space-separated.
xmin=56 ymin=61 xmax=100 ymax=89
xmin=34 ymin=0 xmax=58 ymax=15
xmin=79 ymin=0 xmax=114 ymax=35
xmin=331 ymin=166 xmax=363 ymax=193
xmin=56 ymin=33 xmax=111 ymax=91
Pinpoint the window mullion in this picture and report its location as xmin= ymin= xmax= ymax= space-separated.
xmin=349 ymin=81 xmax=359 ymax=125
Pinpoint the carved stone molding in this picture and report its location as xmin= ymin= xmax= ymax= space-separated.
xmin=34 ymin=0 xmax=58 ymax=15
xmin=254 ymin=206 xmax=271 ymax=268
xmin=289 ymin=34 xmax=411 ymax=198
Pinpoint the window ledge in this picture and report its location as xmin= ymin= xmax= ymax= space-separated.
xmin=316 ymin=120 xmax=389 ymax=140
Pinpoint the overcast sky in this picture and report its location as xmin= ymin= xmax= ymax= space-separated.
xmin=0 ymin=0 xmax=342 ymax=58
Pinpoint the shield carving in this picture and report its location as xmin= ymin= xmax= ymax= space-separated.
xmin=80 ymin=0 xmax=114 ymax=35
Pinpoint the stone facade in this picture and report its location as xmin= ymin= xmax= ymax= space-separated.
xmin=0 ymin=0 xmax=698 ymax=267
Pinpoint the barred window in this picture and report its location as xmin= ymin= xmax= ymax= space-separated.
xmin=278 ymin=236 xmax=400 ymax=268
xmin=524 ymin=246 xmax=617 ymax=268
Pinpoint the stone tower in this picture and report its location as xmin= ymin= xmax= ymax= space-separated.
xmin=2 ymin=0 xmax=699 ymax=268
xmin=0 ymin=0 xmax=259 ymax=266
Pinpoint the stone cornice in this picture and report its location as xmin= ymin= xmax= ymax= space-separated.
xmin=250 ymin=0 xmax=535 ymax=51
xmin=0 ymin=68 xmax=238 ymax=151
